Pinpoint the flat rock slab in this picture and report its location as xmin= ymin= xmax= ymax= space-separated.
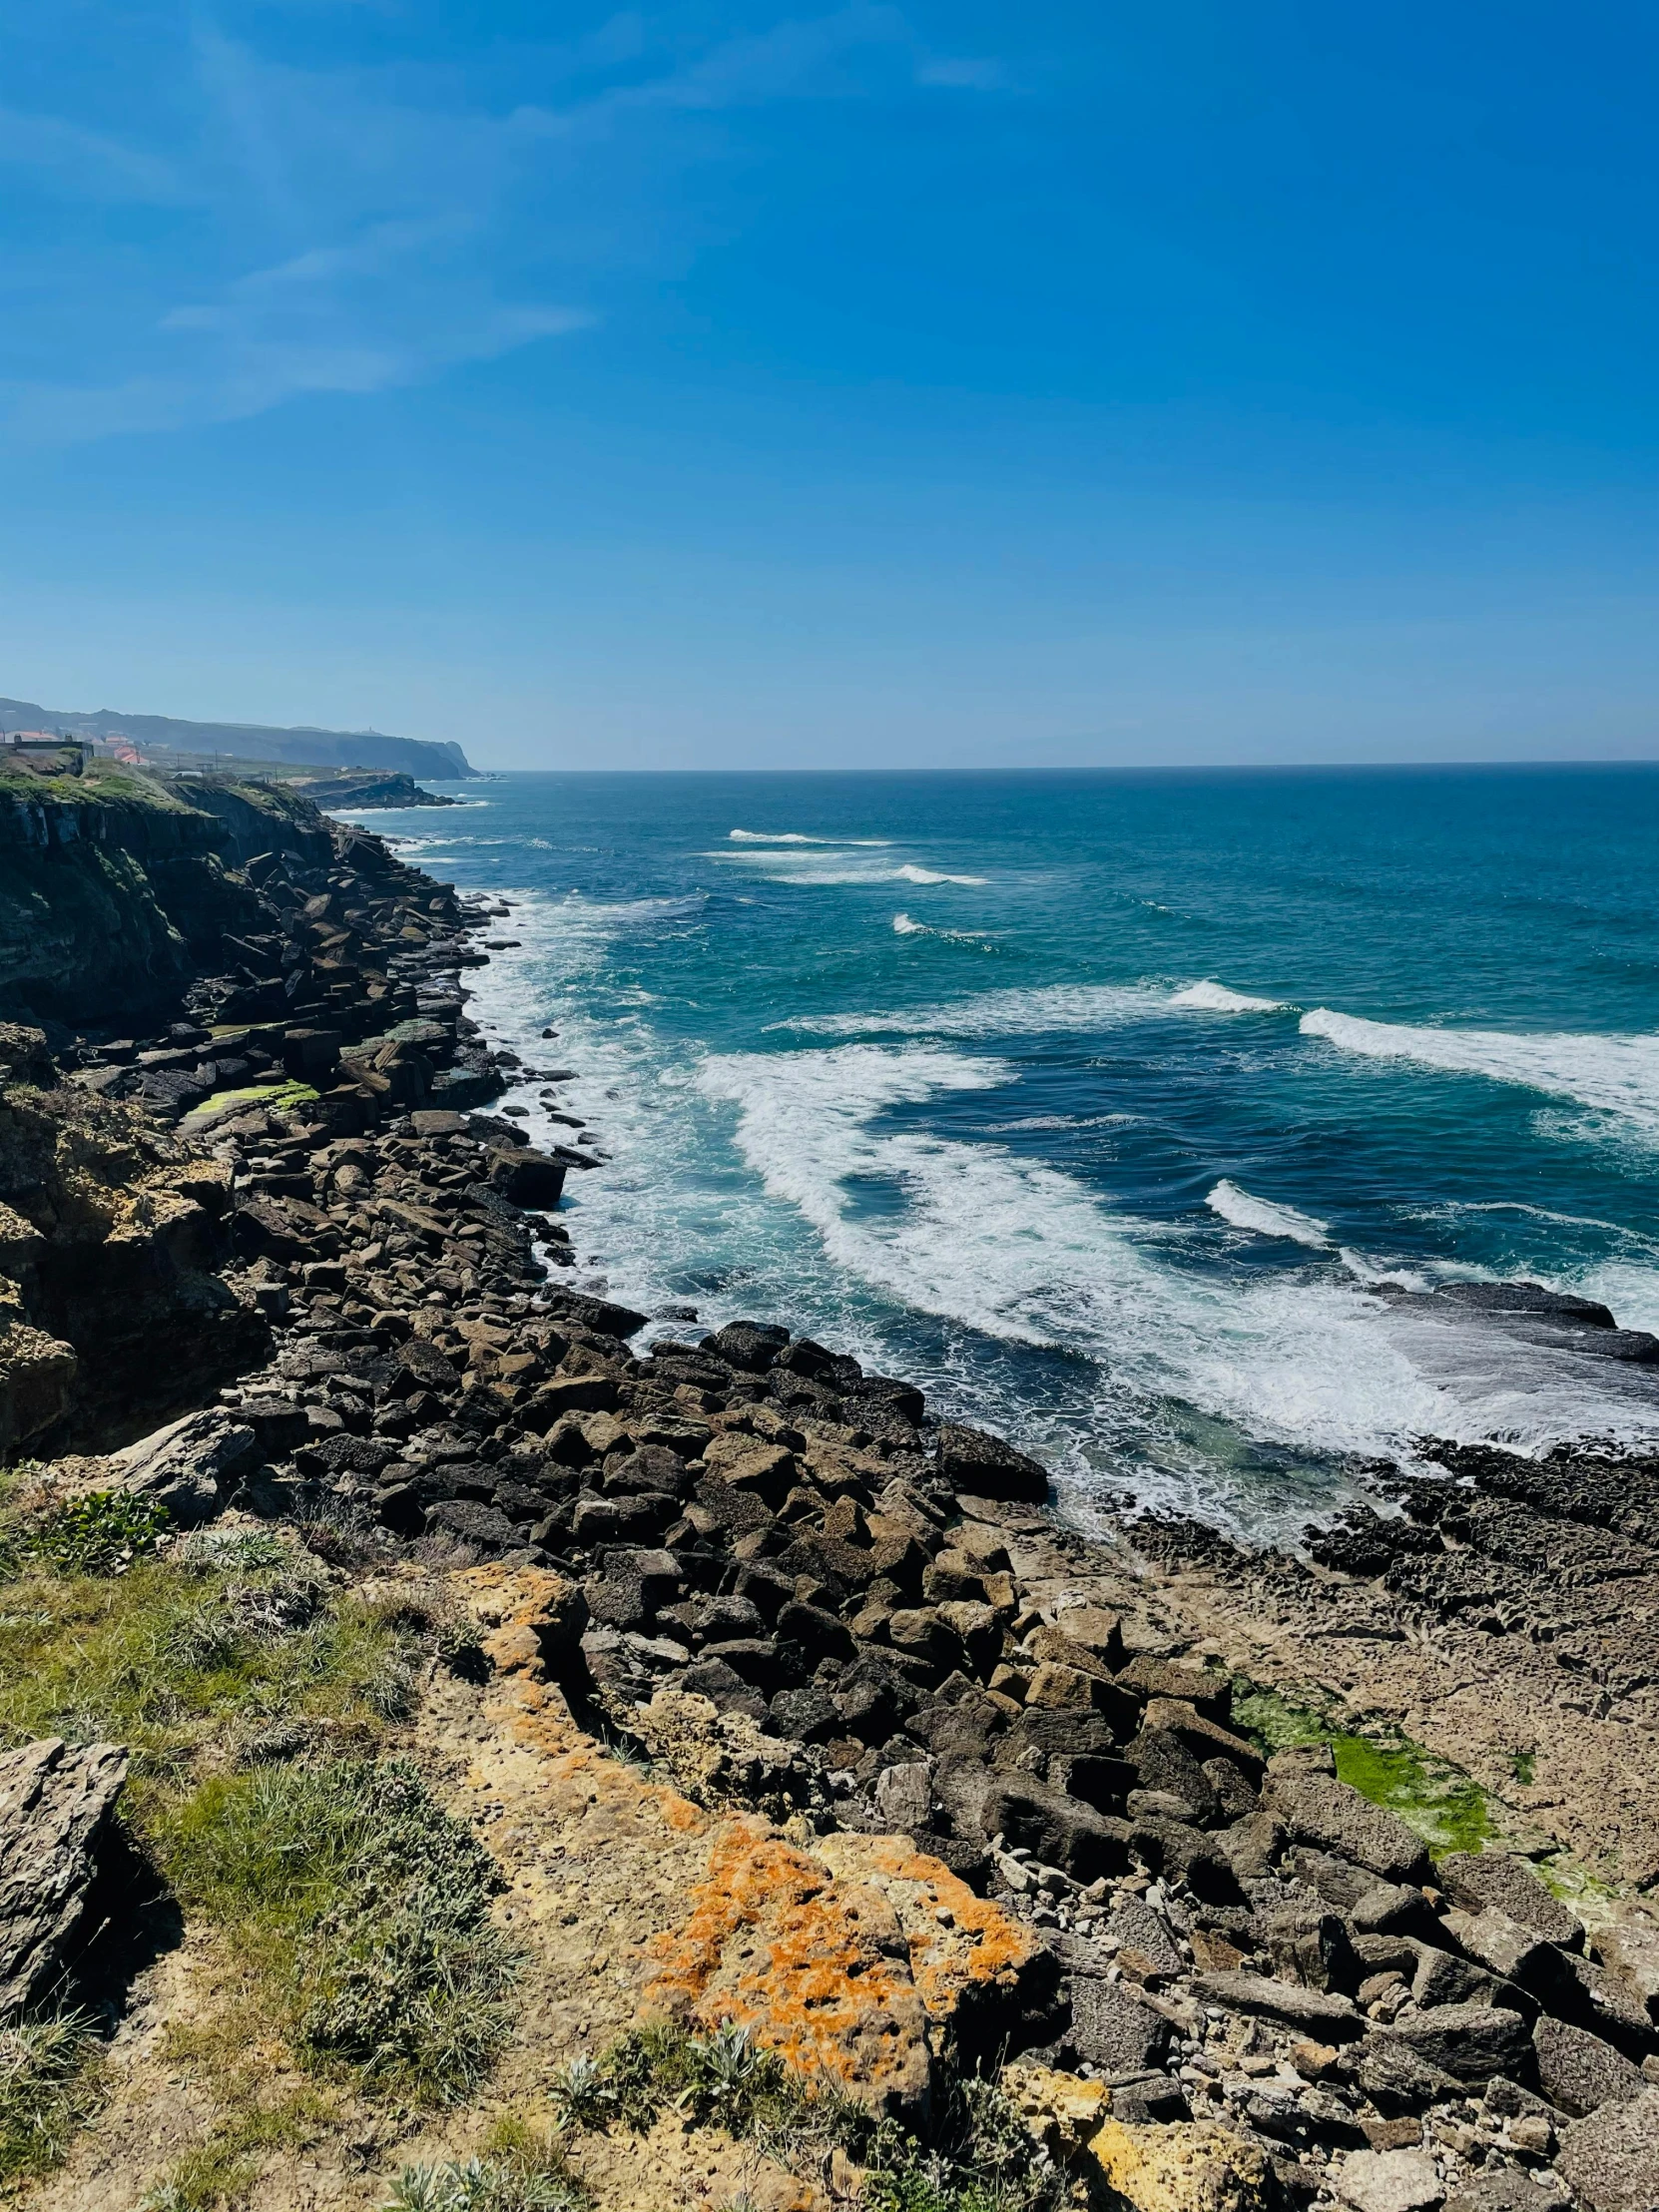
xmin=1191 ymin=1969 xmax=1364 ymax=2038
xmin=1337 ymin=2148 xmax=1445 ymax=2212
xmin=0 ymin=1736 xmax=128 ymax=2019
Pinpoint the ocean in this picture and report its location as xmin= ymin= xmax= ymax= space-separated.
xmin=343 ymin=767 xmax=1659 ymax=1540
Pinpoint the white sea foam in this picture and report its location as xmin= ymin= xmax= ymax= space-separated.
xmin=1302 ymin=1008 xmax=1659 ymax=1141
xmin=728 ymin=829 xmax=891 ymax=844
xmin=892 ymin=912 xmax=991 ymax=942
xmin=772 ymin=982 xmax=1159 ymax=1036
xmin=693 ymin=1041 xmax=1659 ymax=1462
xmin=895 ymin=863 xmax=986 ymax=885
xmin=709 ymin=846 xmax=983 ymax=887
xmin=1170 ymin=980 xmax=1289 ymax=1013
xmin=1207 ymin=1181 xmax=1332 ymax=1247
xmin=774 ymin=977 xmax=1309 ymax=1038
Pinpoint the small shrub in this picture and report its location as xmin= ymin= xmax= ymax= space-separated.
xmin=435 ymin=1615 xmax=488 ymax=1680
xmin=383 ymin=2119 xmax=588 ymax=2211
xmin=0 ymin=2010 xmax=103 ymax=2183
xmin=26 ymin=1489 xmax=169 ymax=1575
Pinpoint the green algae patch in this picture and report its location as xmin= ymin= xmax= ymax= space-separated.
xmin=181 ymin=1078 xmax=318 ymax=1130
xmin=1232 ymin=1681 xmax=1495 ymax=1859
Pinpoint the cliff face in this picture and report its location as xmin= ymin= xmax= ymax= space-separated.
xmin=0 ymin=1025 xmax=264 ymax=1457
xmin=0 ymin=766 xmax=331 ymax=1028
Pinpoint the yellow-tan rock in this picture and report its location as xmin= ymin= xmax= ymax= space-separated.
xmin=1085 ymin=2117 xmax=1270 ymax=2212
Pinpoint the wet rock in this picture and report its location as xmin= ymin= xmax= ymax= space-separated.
xmin=936 ymin=1421 xmax=1050 ymax=1504
xmin=483 ymin=1146 xmax=566 ymax=1208
xmin=0 ymin=1737 xmax=129 ymax=2019
xmin=706 ymin=1321 xmax=790 ymax=1372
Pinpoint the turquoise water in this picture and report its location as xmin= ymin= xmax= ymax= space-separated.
xmin=352 ymin=768 xmax=1659 ymax=1535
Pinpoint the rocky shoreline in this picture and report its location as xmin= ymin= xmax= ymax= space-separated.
xmin=2 ymin=782 xmax=1657 ymax=2212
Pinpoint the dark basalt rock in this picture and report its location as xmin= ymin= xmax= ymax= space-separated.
xmin=935 ymin=1421 xmax=1050 ymax=1504
xmin=705 ymin=1320 xmax=791 ymax=1372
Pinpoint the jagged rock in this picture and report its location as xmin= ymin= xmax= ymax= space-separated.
xmin=1192 ymin=1969 xmax=1364 ymax=2037
xmin=983 ymin=1775 xmax=1134 ymax=1882
xmin=1342 ymin=2031 xmax=1464 ymax=2113
xmin=1385 ymin=2002 xmax=1531 ymax=2082
xmin=1533 ymin=2014 xmax=1646 ymax=2116
xmin=705 ymin=1321 xmax=790 ymax=1372
xmin=935 ymin=1421 xmax=1049 ymax=1503
xmin=0 ymin=1737 xmax=129 ymax=2019
xmin=1083 ymin=2116 xmax=1271 ymax=2212
xmin=1264 ymin=1770 xmax=1432 ymax=1886
xmin=1436 ymin=1852 xmax=1583 ymax=1950
xmin=1549 ymin=1948 xmax=1659 ymax=2060
xmin=1593 ymin=1902 xmax=1659 ymax=2024
xmin=109 ymin=1407 xmax=258 ymax=1523
xmin=1069 ymin=1976 xmax=1170 ymax=2071
xmin=1443 ymin=2176 xmax=1566 ymax=2212
xmin=1554 ymin=2085 xmax=1659 ymax=2212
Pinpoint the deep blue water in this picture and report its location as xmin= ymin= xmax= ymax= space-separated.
xmin=346 ymin=767 xmax=1659 ymax=1537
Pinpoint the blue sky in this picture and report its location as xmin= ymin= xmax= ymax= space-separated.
xmin=1 ymin=2 xmax=1656 ymax=769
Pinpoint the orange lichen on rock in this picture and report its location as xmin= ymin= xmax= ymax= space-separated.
xmin=815 ymin=1830 xmax=1038 ymax=2034
xmin=644 ymin=1816 xmax=932 ymax=2115
xmin=455 ymin=1564 xmax=710 ymax=1838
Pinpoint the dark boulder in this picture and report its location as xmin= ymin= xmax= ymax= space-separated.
xmin=936 ymin=1422 xmax=1050 ymax=1504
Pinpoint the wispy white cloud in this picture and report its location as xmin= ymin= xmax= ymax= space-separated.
xmin=0 ymin=104 xmax=186 ymax=203
xmin=0 ymin=4 xmax=981 ymax=446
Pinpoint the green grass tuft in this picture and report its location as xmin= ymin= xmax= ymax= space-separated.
xmin=550 ymin=2025 xmax=1060 ymax=2212
xmin=11 ymin=1488 xmax=170 ymax=1578
xmin=0 ymin=2011 xmax=103 ymax=2184
xmin=154 ymin=1759 xmax=518 ymax=2104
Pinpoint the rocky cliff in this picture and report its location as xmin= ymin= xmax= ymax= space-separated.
xmin=0 ymin=761 xmax=332 ymax=1028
